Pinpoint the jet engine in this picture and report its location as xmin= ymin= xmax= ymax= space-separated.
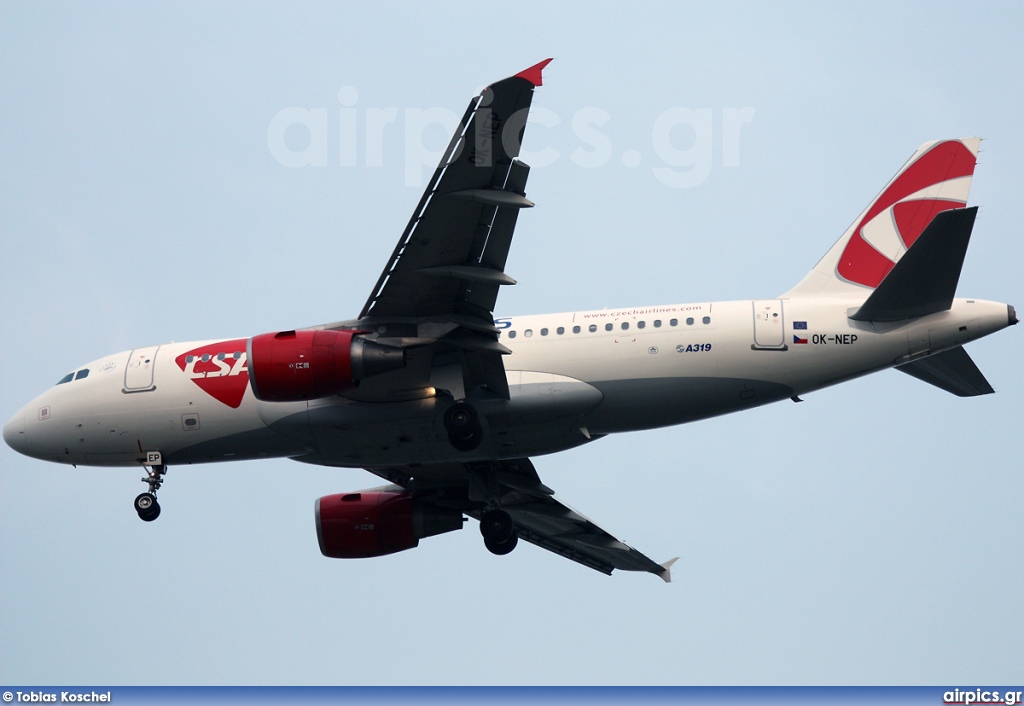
xmin=246 ymin=329 xmax=404 ymax=402
xmin=315 ymin=491 xmax=464 ymax=558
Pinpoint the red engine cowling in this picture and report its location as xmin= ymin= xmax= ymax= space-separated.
xmin=315 ymin=491 xmax=464 ymax=559
xmin=246 ymin=329 xmax=404 ymax=402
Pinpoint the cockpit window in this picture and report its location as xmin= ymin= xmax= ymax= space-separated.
xmin=56 ymin=368 xmax=91 ymax=385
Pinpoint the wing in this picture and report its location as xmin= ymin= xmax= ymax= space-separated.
xmin=366 ymin=458 xmax=679 ymax=581
xmin=350 ymin=60 xmax=552 ymax=401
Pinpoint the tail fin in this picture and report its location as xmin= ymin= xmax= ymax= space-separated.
xmin=782 ymin=138 xmax=981 ymax=299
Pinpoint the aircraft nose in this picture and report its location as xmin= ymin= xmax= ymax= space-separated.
xmin=4 ymin=408 xmax=28 ymax=454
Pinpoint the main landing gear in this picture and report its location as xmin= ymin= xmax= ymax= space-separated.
xmin=135 ymin=452 xmax=166 ymax=522
xmin=479 ymin=508 xmax=517 ymax=555
xmin=466 ymin=463 xmax=519 ymax=556
xmin=443 ymin=402 xmax=483 ymax=451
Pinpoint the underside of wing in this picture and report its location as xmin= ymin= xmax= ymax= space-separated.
xmin=339 ymin=62 xmax=552 ymax=402
xmin=364 ymin=458 xmax=677 ymax=581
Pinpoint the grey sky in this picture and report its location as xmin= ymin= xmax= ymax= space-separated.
xmin=2 ymin=1 xmax=1021 ymax=685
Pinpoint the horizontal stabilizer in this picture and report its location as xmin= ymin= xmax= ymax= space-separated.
xmin=896 ymin=345 xmax=994 ymax=397
xmin=850 ymin=207 xmax=976 ymax=322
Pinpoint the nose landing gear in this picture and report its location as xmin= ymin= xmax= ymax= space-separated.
xmin=136 ymin=452 xmax=166 ymax=521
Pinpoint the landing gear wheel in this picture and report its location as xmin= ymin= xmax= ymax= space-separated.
xmin=444 ymin=402 xmax=482 ymax=451
xmin=134 ymin=492 xmax=161 ymax=522
xmin=479 ymin=509 xmax=514 ymax=544
xmin=485 ymin=532 xmax=518 ymax=556
xmin=134 ymin=492 xmax=156 ymax=513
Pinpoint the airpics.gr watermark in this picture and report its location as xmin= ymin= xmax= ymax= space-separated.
xmin=943 ymin=689 xmax=1024 ymax=705
xmin=267 ymin=87 xmax=754 ymax=189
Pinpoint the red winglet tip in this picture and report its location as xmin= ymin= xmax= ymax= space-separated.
xmin=515 ymin=58 xmax=553 ymax=87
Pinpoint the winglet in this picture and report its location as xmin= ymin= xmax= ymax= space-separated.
xmin=657 ymin=557 xmax=680 ymax=583
xmin=514 ymin=58 xmax=554 ymax=87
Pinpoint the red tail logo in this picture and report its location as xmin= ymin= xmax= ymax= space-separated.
xmin=175 ymin=339 xmax=250 ymax=409
xmin=838 ymin=140 xmax=976 ymax=288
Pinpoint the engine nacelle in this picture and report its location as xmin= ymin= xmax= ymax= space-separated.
xmin=247 ymin=329 xmax=404 ymax=402
xmin=315 ymin=491 xmax=464 ymax=559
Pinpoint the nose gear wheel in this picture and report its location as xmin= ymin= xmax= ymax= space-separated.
xmin=134 ymin=492 xmax=161 ymax=521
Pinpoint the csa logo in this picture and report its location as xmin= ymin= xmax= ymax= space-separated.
xmin=175 ymin=339 xmax=249 ymax=409
xmin=838 ymin=140 xmax=975 ymax=288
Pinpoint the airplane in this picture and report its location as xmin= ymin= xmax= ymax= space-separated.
xmin=3 ymin=59 xmax=1017 ymax=581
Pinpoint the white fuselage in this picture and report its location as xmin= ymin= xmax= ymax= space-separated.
xmin=3 ymin=296 xmax=1012 ymax=470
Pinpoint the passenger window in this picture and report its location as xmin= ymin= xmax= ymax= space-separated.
xmin=56 ymin=372 xmax=74 ymax=385
xmin=605 ymin=323 xmax=613 ymax=331
xmin=524 ymin=329 xmax=533 ymax=338
xmin=686 ymin=317 xmax=694 ymax=325
xmin=508 ymin=330 xmax=517 ymax=339
xmin=540 ymin=328 xmax=549 ymax=336
xmin=637 ymin=321 xmax=645 ymax=329
xmin=75 ymin=369 xmax=89 ymax=380
xmin=589 ymin=325 xmax=597 ymax=333
xmin=572 ymin=326 xmax=581 ymax=334
xmin=670 ymin=318 xmax=678 ymax=326
xmin=703 ymin=316 xmax=711 ymax=324
xmin=654 ymin=320 xmax=662 ymax=328
xmin=621 ymin=322 xmax=629 ymax=330
xmin=556 ymin=327 xmax=565 ymax=335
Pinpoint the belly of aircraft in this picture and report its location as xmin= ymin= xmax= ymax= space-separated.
xmin=258 ymin=372 xmax=794 ymax=468
xmin=580 ymin=376 xmax=796 ymax=433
